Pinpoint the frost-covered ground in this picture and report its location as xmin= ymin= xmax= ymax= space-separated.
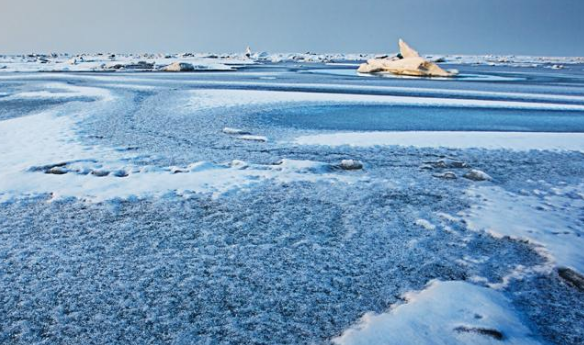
xmin=1 ymin=59 xmax=584 ymax=345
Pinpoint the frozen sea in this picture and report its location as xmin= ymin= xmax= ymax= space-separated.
xmin=1 ymin=60 xmax=584 ymax=345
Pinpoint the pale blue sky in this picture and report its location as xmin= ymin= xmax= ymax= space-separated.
xmin=1 ymin=0 xmax=583 ymax=55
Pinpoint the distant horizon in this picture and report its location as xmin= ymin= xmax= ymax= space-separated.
xmin=2 ymin=0 xmax=584 ymax=56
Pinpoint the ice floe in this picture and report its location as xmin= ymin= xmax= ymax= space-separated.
xmin=463 ymin=169 xmax=493 ymax=182
xmin=414 ymin=219 xmax=436 ymax=231
xmin=236 ymin=135 xmax=268 ymax=142
xmin=222 ymin=127 xmax=252 ymax=135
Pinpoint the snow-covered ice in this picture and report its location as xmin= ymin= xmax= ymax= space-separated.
xmin=0 ymin=89 xmax=353 ymax=202
xmin=187 ymin=89 xmax=584 ymax=111
xmin=415 ymin=218 xmax=437 ymax=231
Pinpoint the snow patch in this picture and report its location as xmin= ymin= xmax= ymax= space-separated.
xmin=294 ymin=131 xmax=584 ymax=152
xmin=461 ymin=185 xmax=584 ymax=273
xmin=415 ymin=219 xmax=436 ymax=231
xmin=222 ymin=127 xmax=251 ymax=135
xmin=333 ymin=281 xmax=542 ymax=345
xmin=237 ymin=135 xmax=268 ymax=142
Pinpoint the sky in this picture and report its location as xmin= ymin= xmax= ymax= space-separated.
xmin=1 ymin=0 xmax=583 ymax=56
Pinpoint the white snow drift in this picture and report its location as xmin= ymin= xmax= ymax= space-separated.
xmin=294 ymin=131 xmax=584 ymax=152
xmin=334 ymin=280 xmax=542 ymax=345
xmin=462 ymin=185 xmax=584 ymax=273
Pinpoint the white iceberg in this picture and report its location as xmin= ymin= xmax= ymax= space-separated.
xmin=358 ymin=39 xmax=458 ymax=77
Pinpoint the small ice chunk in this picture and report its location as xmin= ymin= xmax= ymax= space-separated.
xmin=169 ymin=166 xmax=188 ymax=174
xmin=222 ymin=127 xmax=251 ymax=135
xmin=162 ymin=62 xmax=195 ymax=72
xmin=431 ymin=159 xmax=468 ymax=169
xmin=237 ymin=135 xmax=268 ymax=142
xmin=187 ymin=162 xmax=217 ymax=172
xmin=432 ymin=171 xmax=457 ymax=179
xmin=230 ymin=160 xmax=249 ymax=169
xmin=91 ymin=170 xmax=110 ymax=177
xmin=339 ymin=159 xmax=363 ymax=170
xmin=46 ymin=166 xmax=68 ymax=175
xmin=558 ymin=267 xmax=584 ymax=291
xmin=436 ymin=212 xmax=459 ymax=223
xmin=112 ymin=170 xmax=129 ymax=177
xmin=415 ymin=219 xmax=436 ymax=231
xmin=464 ymin=169 xmax=492 ymax=181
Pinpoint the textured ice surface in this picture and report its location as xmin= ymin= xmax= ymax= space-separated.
xmin=1 ymin=62 xmax=584 ymax=344
xmin=0 ymin=181 xmax=546 ymax=345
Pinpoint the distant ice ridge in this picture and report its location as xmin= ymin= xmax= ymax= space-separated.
xmin=333 ymin=280 xmax=543 ymax=345
xmin=0 ymin=52 xmax=379 ymax=72
xmin=1 ymin=52 xmax=583 ymax=72
xmin=0 ymin=53 xmax=251 ymax=73
xmin=436 ymin=54 xmax=584 ymax=67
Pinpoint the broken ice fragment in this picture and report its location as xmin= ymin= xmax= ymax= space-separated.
xmin=463 ymin=169 xmax=492 ymax=181
xmin=222 ymin=127 xmax=251 ymax=135
xmin=339 ymin=159 xmax=363 ymax=170
xmin=237 ymin=135 xmax=268 ymax=142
